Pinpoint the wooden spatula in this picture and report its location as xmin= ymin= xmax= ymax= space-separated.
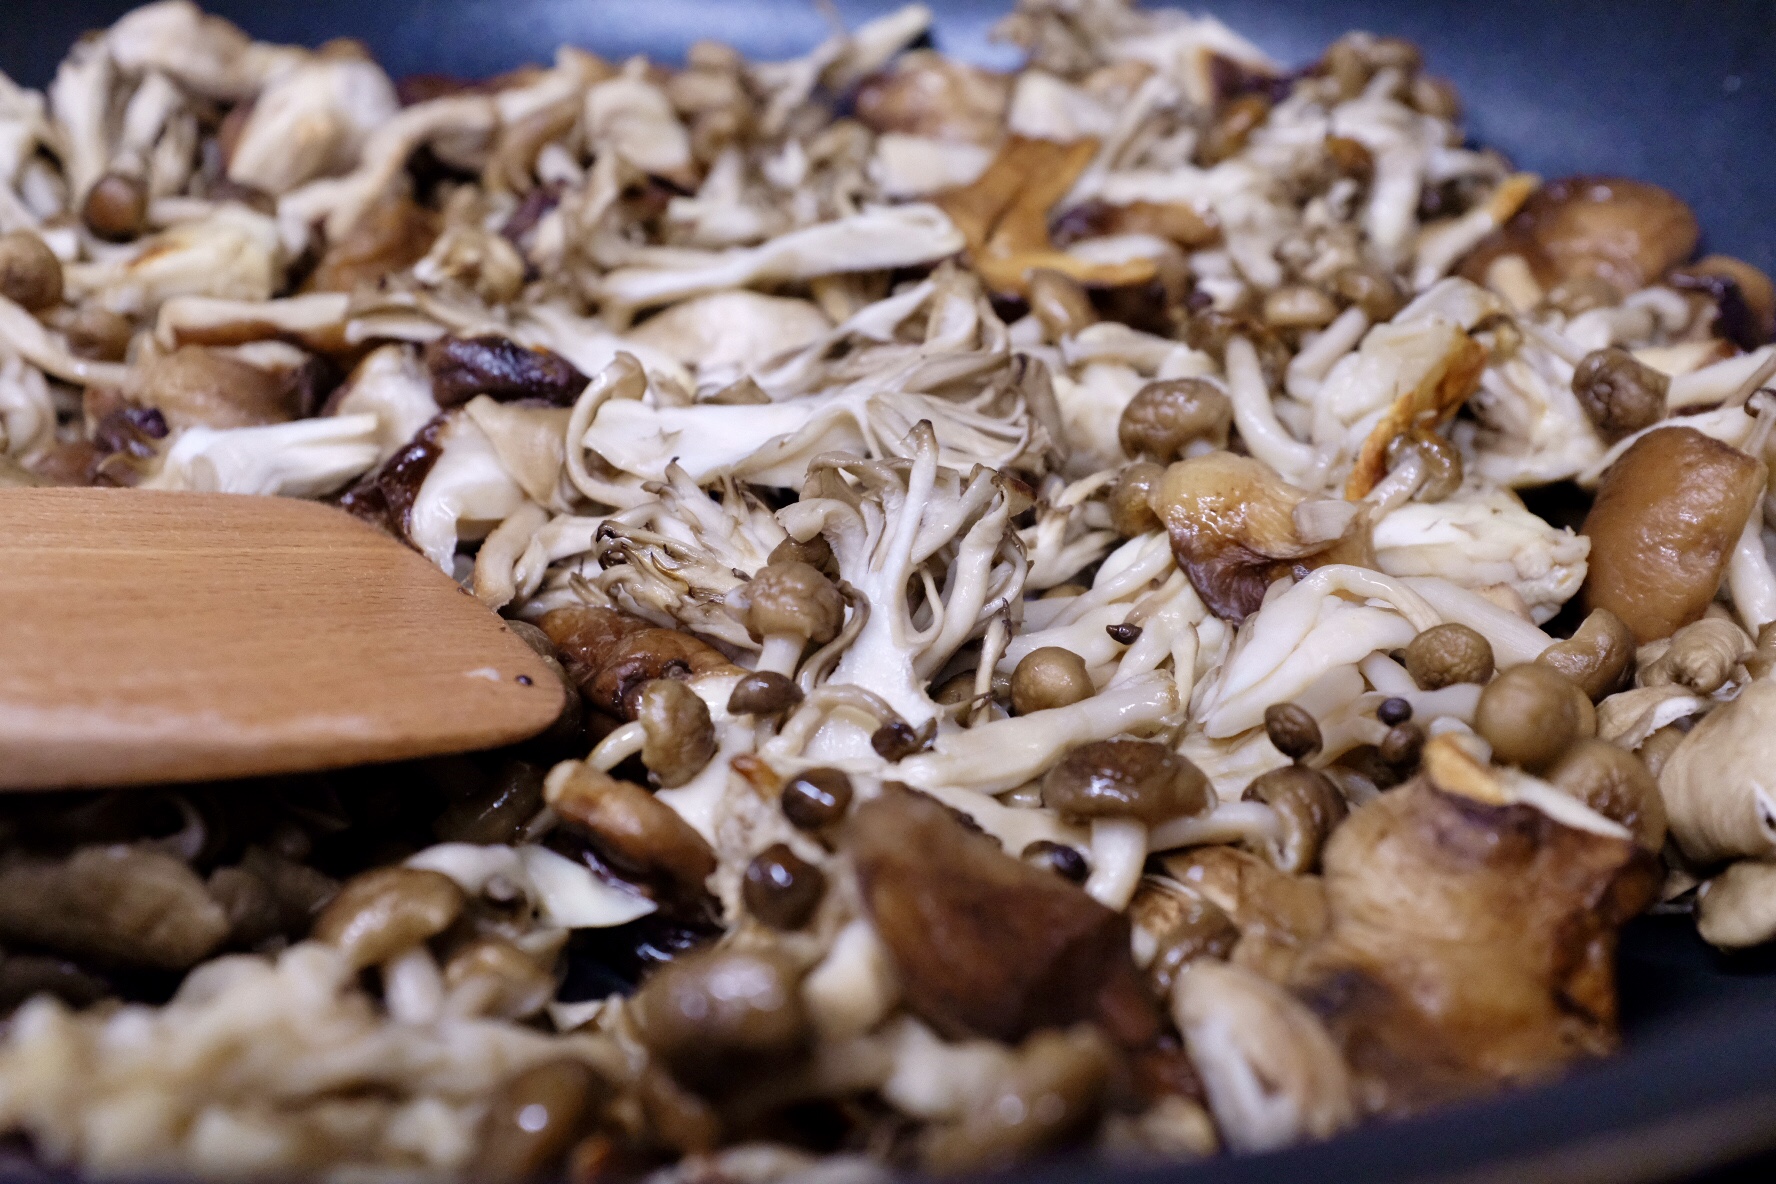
xmin=0 ymin=488 xmax=565 ymax=790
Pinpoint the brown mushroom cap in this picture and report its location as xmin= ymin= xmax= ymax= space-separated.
xmin=134 ymin=346 xmax=302 ymax=431
xmin=1404 ymin=623 xmax=1494 ymax=690
xmin=1010 ymin=646 xmax=1094 ymax=715
xmin=1546 ymin=739 xmax=1667 ymax=850
xmin=848 ymin=786 xmax=1159 ymax=1046
xmin=1570 ymin=347 xmax=1668 ymax=439
xmin=1243 ymin=765 xmax=1347 ymax=874
xmin=1117 ymin=378 xmax=1233 ymax=462
xmin=1264 ymin=702 xmax=1323 ymax=762
xmin=744 ymin=560 xmax=846 ymax=645
xmin=1580 ymin=427 xmax=1765 ymax=642
xmin=0 ymin=230 xmax=64 ymax=312
xmin=1475 ymin=664 xmax=1582 ymax=772
xmin=1042 ymin=739 xmax=1210 ymax=824
xmin=1108 ymin=461 xmax=1165 ymax=537
xmin=545 ymin=762 xmax=717 ymax=900
xmin=1536 ymin=608 xmax=1635 ymax=700
xmin=1668 ymin=255 xmax=1776 ymax=350
xmin=631 ymin=945 xmax=810 ymax=1090
xmin=1458 ymin=175 xmax=1699 ymax=293
xmin=540 ymin=605 xmax=737 ymax=719
xmin=637 ymin=678 xmax=716 ymax=788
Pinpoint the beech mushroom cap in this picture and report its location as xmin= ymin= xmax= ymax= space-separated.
xmin=1042 ymin=739 xmax=1211 ymax=824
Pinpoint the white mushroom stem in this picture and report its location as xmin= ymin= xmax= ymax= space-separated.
xmin=1226 ymin=337 xmax=1318 ymax=483
xmin=756 ymin=633 xmax=807 ymax=677
xmin=1084 ymin=818 xmax=1148 ymax=910
xmin=1285 ymin=307 xmax=1369 ymax=401
xmin=1728 ymin=513 xmax=1776 ymax=635
xmin=1149 ymin=800 xmax=1281 ymax=853
xmin=589 ymin=721 xmax=647 ymax=771
xmin=1667 ymin=345 xmax=1776 ymax=412
xmin=380 ymin=946 xmax=445 ymax=1025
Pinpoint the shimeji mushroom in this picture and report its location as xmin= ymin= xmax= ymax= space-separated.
xmin=742 ymin=560 xmax=847 ymax=677
xmin=1042 ymin=739 xmax=1211 ymax=909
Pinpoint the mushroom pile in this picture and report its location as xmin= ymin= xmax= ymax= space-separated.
xmin=1 ymin=0 xmax=1773 ymax=1178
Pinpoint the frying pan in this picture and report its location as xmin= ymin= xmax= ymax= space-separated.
xmin=4 ymin=2 xmax=1775 ymax=1181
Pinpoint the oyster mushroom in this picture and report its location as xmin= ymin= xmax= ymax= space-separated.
xmin=848 ymin=785 xmax=1159 ymax=1047
xmin=1658 ymin=678 xmax=1776 ymax=864
xmin=1636 ymin=616 xmax=1752 ymax=696
xmin=1171 ymin=959 xmax=1355 ymax=1153
xmin=131 ymin=344 xmax=301 ymax=430
xmin=1580 ymin=427 xmax=1765 ymax=642
xmin=1288 ymin=741 xmax=1657 ymax=1117
xmin=1696 ymin=861 xmax=1776 ymax=950
xmin=1458 ymin=176 xmax=1700 ymax=294
xmin=1149 ymin=452 xmax=1361 ymax=623
xmin=539 ymin=604 xmax=738 ymax=720
xmin=227 ymin=53 xmax=400 ymax=196
xmin=1158 ymin=846 xmax=1329 ymax=985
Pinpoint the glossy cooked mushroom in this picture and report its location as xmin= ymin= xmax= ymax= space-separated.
xmin=743 ymin=560 xmax=847 ymax=676
xmin=1010 ymin=646 xmax=1094 ymax=714
xmin=848 ymin=785 xmax=1159 ymax=1046
xmin=1042 ymin=739 xmax=1210 ymax=825
xmin=1474 ymin=664 xmax=1584 ymax=772
xmin=1117 ymin=379 xmax=1234 ymax=462
xmin=540 ymin=605 xmax=738 ymax=720
xmin=0 ymin=231 xmax=64 ymax=312
xmin=1403 ymin=623 xmax=1494 ymax=690
xmin=1243 ymin=765 xmax=1348 ymax=874
xmin=1536 ymin=608 xmax=1636 ymax=700
xmin=1457 ymin=175 xmax=1699 ymax=294
xmin=631 ymin=944 xmax=811 ymax=1091
xmin=635 ymin=678 xmax=716 ymax=788
xmin=544 ymin=762 xmax=717 ymax=901
xmin=1580 ymin=428 xmax=1765 ymax=643
xmin=1570 ymin=347 xmax=1668 ymax=440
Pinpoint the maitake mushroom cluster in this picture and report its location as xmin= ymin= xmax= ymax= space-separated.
xmin=1 ymin=0 xmax=1774 ymax=1179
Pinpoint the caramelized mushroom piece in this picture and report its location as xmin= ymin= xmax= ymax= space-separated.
xmin=540 ymin=605 xmax=738 ymax=719
xmin=470 ymin=1059 xmax=609 ymax=1181
xmin=849 ymin=786 xmax=1159 ymax=1045
xmin=0 ymin=230 xmax=64 ymax=311
xmin=1580 ymin=427 xmax=1765 ymax=642
xmin=1458 ymin=176 xmax=1700 ymax=293
xmin=852 ymin=50 xmax=1011 ymax=143
xmin=742 ymin=843 xmax=826 ymax=931
xmin=1127 ymin=876 xmax=1238 ymax=997
xmin=307 ymin=188 xmax=440 ymax=292
xmin=132 ymin=345 xmax=301 ymax=430
xmin=1288 ymin=776 xmax=1657 ymax=1117
xmin=1668 ymin=254 xmax=1776 ymax=350
xmin=1117 ymin=378 xmax=1233 ymax=462
xmin=1042 ymin=739 xmax=1210 ymax=825
xmin=0 ymin=845 xmax=229 ymax=971
xmin=726 ymin=671 xmax=803 ymax=717
xmin=423 ymin=334 xmax=590 ymax=407
xmin=779 ymin=767 xmax=853 ymax=832
xmin=1149 ymin=452 xmax=1350 ymax=623
xmin=1159 ymin=846 xmax=1329 ymax=984
xmin=1537 ymin=608 xmax=1635 ymax=700
xmin=544 ymin=762 xmax=717 ymax=900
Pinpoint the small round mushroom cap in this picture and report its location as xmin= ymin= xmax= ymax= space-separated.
xmin=1108 ymin=461 xmax=1164 ymax=537
xmin=743 ymin=843 xmax=827 ymax=930
xmin=632 ymin=945 xmax=809 ymax=1089
xmin=1118 ymin=379 xmax=1234 ymax=462
xmin=637 ymin=679 xmax=716 ymax=788
xmin=1536 ymin=608 xmax=1635 ymax=700
xmin=0 ymin=231 xmax=63 ymax=312
xmin=1022 ymin=839 xmax=1090 ymax=883
xmin=1571 ymin=347 xmax=1668 ymax=438
xmin=744 ymin=560 xmax=845 ymax=644
xmin=1262 ymin=284 xmax=1339 ymax=330
xmin=1546 ymin=738 xmax=1666 ymax=849
xmin=1475 ymin=664 xmax=1581 ymax=771
xmin=1376 ymin=697 xmax=1412 ymax=727
xmin=1404 ymin=623 xmax=1494 ymax=690
xmin=1332 ymin=263 xmax=1405 ymax=321
xmin=1011 ymin=647 xmax=1094 ymax=715
xmin=1042 ymin=739 xmax=1210 ymax=824
xmin=1264 ymin=703 xmax=1322 ymax=762
xmin=469 ymin=1058 xmax=607 ymax=1181
xmin=311 ymin=867 xmax=466 ymax=970
xmin=727 ymin=670 xmax=803 ymax=716
xmin=1378 ymin=722 xmax=1425 ymax=770
xmin=83 ymin=173 xmax=149 ymax=242
xmin=1243 ymin=765 xmax=1347 ymax=874
xmin=780 ymin=767 xmax=853 ymax=831
xmin=767 ymin=534 xmax=838 ymax=579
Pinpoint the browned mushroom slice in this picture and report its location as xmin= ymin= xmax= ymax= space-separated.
xmin=305 ymin=186 xmax=441 ymax=293
xmin=538 ymin=604 xmax=739 ymax=720
xmin=1669 ymin=255 xmax=1776 ymax=350
xmin=1159 ymin=846 xmax=1329 ymax=984
xmin=1342 ymin=326 xmax=1486 ymax=500
xmin=1149 ymin=452 xmax=1355 ymax=623
xmin=423 ymin=334 xmax=590 ymax=407
xmin=131 ymin=344 xmax=303 ymax=430
xmin=1457 ymin=175 xmax=1700 ymax=294
xmin=0 ymin=844 xmax=229 ymax=971
xmin=1580 ymin=427 xmax=1765 ymax=642
xmin=1052 ymin=199 xmax=1221 ymax=252
xmin=852 ymin=50 xmax=1011 ymax=143
xmin=1287 ymin=775 xmax=1657 ymax=1117
xmin=545 ymin=762 xmax=717 ymax=902
xmin=336 ymin=412 xmax=450 ymax=540
xmin=848 ymin=786 xmax=1159 ymax=1046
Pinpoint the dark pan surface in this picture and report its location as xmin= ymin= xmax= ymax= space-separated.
xmin=4 ymin=2 xmax=1776 ymax=1181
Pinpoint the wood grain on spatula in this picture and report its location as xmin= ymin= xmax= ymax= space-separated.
xmin=0 ymin=489 xmax=565 ymax=790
